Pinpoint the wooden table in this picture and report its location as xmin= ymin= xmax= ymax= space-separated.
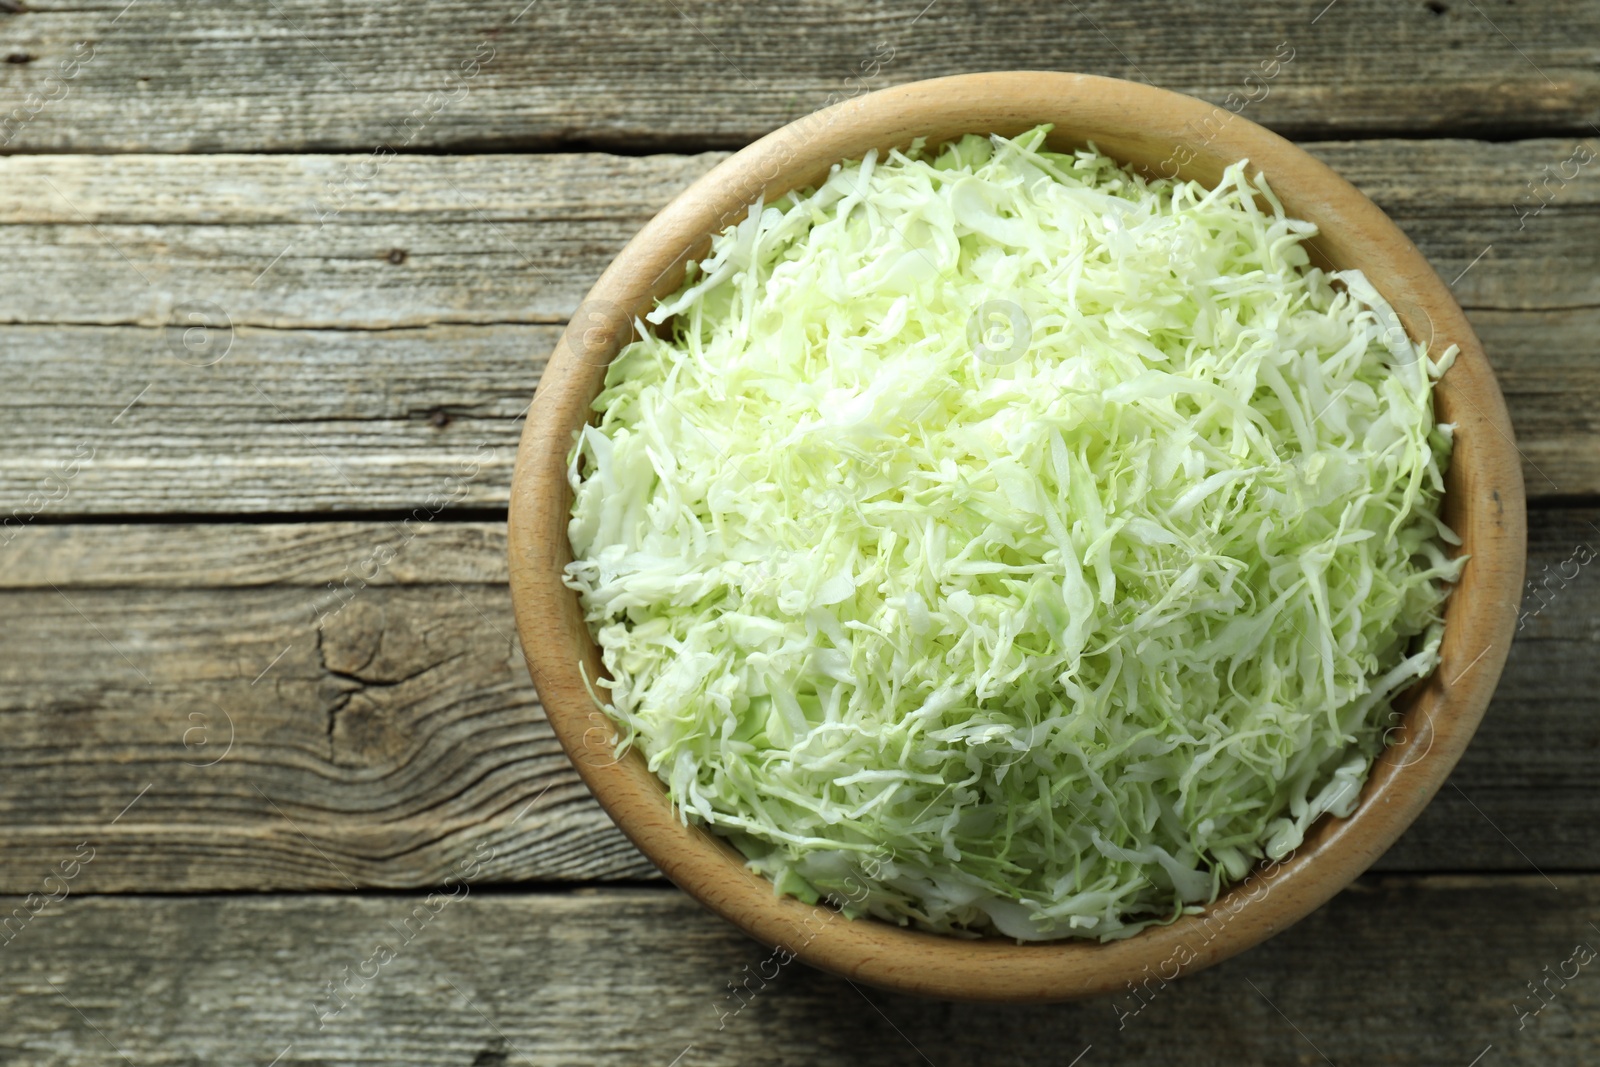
xmin=1 ymin=1 xmax=1595 ymax=1063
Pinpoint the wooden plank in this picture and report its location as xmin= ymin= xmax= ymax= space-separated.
xmin=0 ymin=0 xmax=1595 ymax=154
xmin=0 ymin=878 xmax=1594 ymax=1064
xmin=1475 ymin=308 xmax=1600 ymax=501
xmin=0 ymin=510 xmax=1591 ymax=892
xmin=0 ymin=521 xmax=509 ymax=588
xmin=0 ymin=323 xmax=546 ymax=515
xmin=0 ymin=141 xmax=1595 ymax=512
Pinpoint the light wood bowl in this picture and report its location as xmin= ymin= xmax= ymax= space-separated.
xmin=508 ymin=72 xmax=1526 ymax=1001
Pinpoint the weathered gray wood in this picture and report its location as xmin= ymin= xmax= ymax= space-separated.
xmin=0 ymin=577 xmax=658 ymax=890
xmin=0 ymin=323 xmax=547 ymax=515
xmin=0 ymin=510 xmax=1591 ymax=892
xmin=0 ymin=521 xmax=508 ymax=588
xmin=1473 ymin=309 xmax=1600 ymax=500
xmin=0 ymin=879 xmax=1593 ymax=1064
xmin=0 ymin=0 xmax=1595 ymax=155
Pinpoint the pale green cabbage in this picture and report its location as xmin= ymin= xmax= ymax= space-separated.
xmin=564 ymin=127 xmax=1462 ymax=941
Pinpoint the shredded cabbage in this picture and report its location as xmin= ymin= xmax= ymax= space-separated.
xmin=564 ymin=127 xmax=1462 ymax=941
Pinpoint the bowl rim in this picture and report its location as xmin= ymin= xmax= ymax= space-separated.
xmin=507 ymin=71 xmax=1527 ymax=1002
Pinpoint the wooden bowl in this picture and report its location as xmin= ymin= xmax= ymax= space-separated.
xmin=507 ymin=72 xmax=1526 ymax=1001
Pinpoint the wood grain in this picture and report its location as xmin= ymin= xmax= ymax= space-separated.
xmin=0 ymin=323 xmax=547 ymax=515
xmin=0 ymin=509 xmax=1590 ymax=893
xmin=0 ymin=578 xmax=657 ymax=890
xmin=0 ymin=0 xmax=1595 ymax=155
xmin=0 ymin=878 xmax=1592 ymax=1064
xmin=0 ymin=521 xmax=509 ymax=588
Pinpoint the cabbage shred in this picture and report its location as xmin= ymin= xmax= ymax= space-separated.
xmin=564 ymin=127 xmax=1462 ymax=941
